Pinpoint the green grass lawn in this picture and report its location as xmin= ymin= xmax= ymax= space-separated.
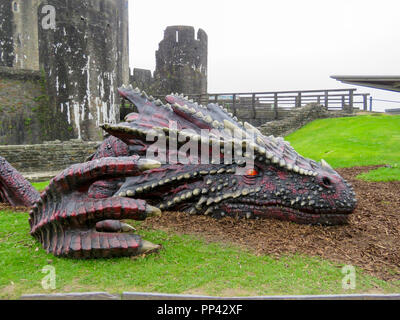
xmin=1 ymin=114 xmax=399 ymax=298
xmin=31 ymin=181 xmax=50 ymax=192
xmin=0 ymin=210 xmax=398 ymax=299
xmin=286 ymin=114 xmax=400 ymax=181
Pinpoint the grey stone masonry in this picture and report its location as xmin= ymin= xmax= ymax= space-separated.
xmin=259 ymin=104 xmax=354 ymax=137
xmin=0 ymin=140 xmax=100 ymax=173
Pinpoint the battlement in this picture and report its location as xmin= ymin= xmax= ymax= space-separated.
xmin=162 ymin=25 xmax=208 ymax=45
xmin=153 ymin=25 xmax=208 ymax=95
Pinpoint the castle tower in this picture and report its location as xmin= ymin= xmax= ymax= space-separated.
xmin=38 ymin=0 xmax=129 ymax=141
xmin=0 ymin=0 xmax=129 ymax=142
xmin=0 ymin=0 xmax=40 ymax=70
xmin=154 ymin=26 xmax=208 ymax=96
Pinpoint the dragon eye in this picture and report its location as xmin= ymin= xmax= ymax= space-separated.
xmin=246 ymin=168 xmax=258 ymax=176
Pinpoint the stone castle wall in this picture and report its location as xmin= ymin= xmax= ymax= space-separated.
xmin=0 ymin=140 xmax=99 ymax=173
xmin=259 ymin=104 xmax=354 ymax=137
xmin=0 ymin=0 xmax=130 ymax=144
xmin=0 ymin=67 xmax=68 ymax=145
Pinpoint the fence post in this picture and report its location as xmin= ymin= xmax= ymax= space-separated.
xmin=232 ymin=94 xmax=237 ymax=116
xmin=317 ymin=96 xmax=321 ymax=105
xmin=251 ymin=93 xmax=256 ymax=119
xmin=324 ymin=91 xmax=329 ymax=109
xmin=274 ymin=93 xmax=278 ymax=120
xmin=363 ymin=94 xmax=368 ymax=111
xmin=349 ymin=90 xmax=354 ymax=111
xmin=297 ymin=92 xmax=302 ymax=108
xmin=370 ymin=96 xmax=373 ymax=112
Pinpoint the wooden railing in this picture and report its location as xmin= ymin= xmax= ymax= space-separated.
xmin=121 ymin=88 xmax=370 ymax=124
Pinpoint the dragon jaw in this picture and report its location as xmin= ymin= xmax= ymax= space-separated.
xmin=102 ymin=86 xmax=357 ymax=225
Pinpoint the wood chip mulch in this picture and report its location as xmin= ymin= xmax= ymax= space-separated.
xmin=142 ymin=166 xmax=400 ymax=281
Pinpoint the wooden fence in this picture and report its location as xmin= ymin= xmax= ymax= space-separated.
xmin=121 ymin=88 xmax=370 ymax=125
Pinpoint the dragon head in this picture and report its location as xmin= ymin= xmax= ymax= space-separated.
xmin=102 ymin=86 xmax=357 ymax=225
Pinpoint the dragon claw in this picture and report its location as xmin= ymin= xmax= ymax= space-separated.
xmin=137 ymin=158 xmax=162 ymax=171
xmin=145 ymin=205 xmax=162 ymax=217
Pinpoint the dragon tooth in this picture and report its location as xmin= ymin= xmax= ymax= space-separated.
xmin=200 ymin=171 xmax=208 ymax=175
xmin=204 ymin=115 xmax=213 ymax=123
xmin=279 ymin=159 xmax=286 ymax=167
xmin=246 ymin=212 xmax=252 ymax=219
xmin=135 ymin=187 xmax=143 ymax=193
xmin=266 ymin=151 xmax=273 ymax=159
xmin=206 ymin=179 xmax=212 ymax=185
xmin=202 ymin=188 xmax=208 ymax=194
xmin=217 ymin=168 xmax=225 ymax=174
xmin=204 ymin=207 xmax=213 ymax=215
xmin=195 ymin=111 xmax=204 ymax=118
xmin=212 ymin=120 xmax=220 ymax=128
xmin=211 ymin=187 xmax=216 ymax=192
xmin=119 ymin=192 xmax=127 ymax=197
xmin=193 ymin=188 xmax=201 ymax=196
xmin=232 ymin=191 xmax=241 ymax=198
xmin=293 ymin=165 xmax=300 ymax=173
xmin=186 ymin=191 xmax=193 ymax=199
xmin=214 ymin=196 xmax=222 ymax=203
xmin=272 ymin=156 xmax=279 ymax=164
xmin=184 ymin=173 xmax=191 ymax=179
xmin=299 ymin=168 xmax=305 ymax=175
xmin=206 ymin=198 xmax=214 ymax=206
xmin=242 ymin=188 xmax=250 ymax=196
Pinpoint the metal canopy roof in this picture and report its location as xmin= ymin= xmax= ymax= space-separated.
xmin=331 ymin=75 xmax=400 ymax=93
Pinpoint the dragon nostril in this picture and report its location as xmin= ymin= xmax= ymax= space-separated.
xmin=322 ymin=177 xmax=332 ymax=187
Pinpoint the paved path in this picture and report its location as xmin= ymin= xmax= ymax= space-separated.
xmin=22 ymin=171 xmax=60 ymax=182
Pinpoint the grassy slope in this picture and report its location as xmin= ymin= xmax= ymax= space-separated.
xmin=0 ymin=211 xmax=398 ymax=299
xmin=286 ymin=114 xmax=400 ymax=181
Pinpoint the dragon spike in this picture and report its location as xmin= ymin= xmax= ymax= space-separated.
xmin=320 ymin=159 xmax=333 ymax=170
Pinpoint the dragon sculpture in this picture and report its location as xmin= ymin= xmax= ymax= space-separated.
xmin=0 ymin=86 xmax=357 ymax=259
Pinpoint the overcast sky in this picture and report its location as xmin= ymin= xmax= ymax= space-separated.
xmin=129 ymin=0 xmax=400 ymax=112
